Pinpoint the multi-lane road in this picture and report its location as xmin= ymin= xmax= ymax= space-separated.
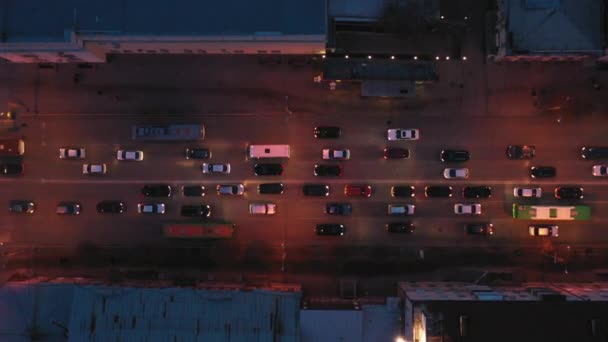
xmin=3 ymin=111 xmax=608 ymax=252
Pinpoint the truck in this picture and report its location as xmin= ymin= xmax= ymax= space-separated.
xmin=132 ymin=124 xmax=204 ymax=141
xmin=0 ymin=139 xmax=25 ymax=156
xmin=163 ymin=222 xmax=235 ymax=239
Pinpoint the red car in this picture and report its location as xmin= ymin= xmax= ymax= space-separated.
xmin=344 ymin=184 xmax=372 ymax=198
xmin=384 ymin=147 xmax=409 ymax=159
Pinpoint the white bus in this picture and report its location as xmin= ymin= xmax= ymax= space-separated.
xmin=248 ymin=145 xmax=290 ymax=159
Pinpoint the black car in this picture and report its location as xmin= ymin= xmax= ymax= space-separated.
xmin=325 ymin=203 xmax=352 ymax=215
xmin=315 ymin=224 xmax=345 ymax=236
xmin=181 ymin=204 xmax=211 ymax=218
xmin=258 ymin=183 xmax=284 ymax=194
xmin=465 ymin=223 xmax=494 ymax=236
xmin=97 ymin=201 xmax=125 ymax=214
xmin=391 ymin=186 xmax=415 ymax=198
xmin=386 ymin=222 xmax=415 ymax=233
xmin=506 ymin=145 xmax=536 ymax=159
xmin=254 ymin=163 xmax=284 ymax=176
xmin=530 ymin=166 xmax=556 ymax=178
xmin=142 ymin=184 xmax=172 ymax=197
xmin=425 ymin=186 xmax=453 ymax=198
xmin=314 ymin=126 xmax=341 ymax=139
xmin=0 ymin=163 xmax=23 ymax=175
xmin=440 ymin=150 xmax=470 ymax=162
xmin=185 ymin=147 xmax=211 ymax=159
xmin=303 ymin=184 xmax=330 ymax=196
xmin=182 ymin=185 xmax=205 ymax=197
xmin=462 ymin=186 xmax=492 ymax=198
xmin=384 ymin=147 xmax=410 ymax=159
xmin=314 ymin=164 xmax=342 ymax=177
xmin=581 ymin=146 xmax=608 ymax=160
xmin=9 ymin=200 xmax=35 ymax=214
xmin=554 ymin=187 xmax=583 ymax=199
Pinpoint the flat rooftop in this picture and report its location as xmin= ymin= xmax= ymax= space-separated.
xmin=0 ymin=0 xmax=327 ymax=43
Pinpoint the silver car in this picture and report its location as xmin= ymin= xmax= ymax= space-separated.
xmin=116 ymin=150 xmax=144 ymax=161
xmin=59 ymin=147 xmax=85 ymax=159
xmin=249 ymin=203 xmax=277 ymax=215
xmin=202 ymin=163 xmax=231 ymax=174
xmin=592 ymin=165 xmax=608 ymax=177
xmin=322 ymin=148 xmax=351 ymax=160
xmin=137 ymin=203 xmax=166 ymax=214
xmin=443 ymin=168 xmax=469 ymax=179
xmin=387 ymin=128 xmax=419 ymax=141
xmin=217 ymin=184 xmax=244 ymax=195
xmin=513 ymin=187 xmax=542 ymax=198
xmin=454 ymin=203 xmax=481 ymax=215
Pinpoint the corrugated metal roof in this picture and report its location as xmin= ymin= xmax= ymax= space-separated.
xmin=0 ymin=283 xmax=301 ymax=342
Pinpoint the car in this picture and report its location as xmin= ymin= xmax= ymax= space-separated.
xmin=96 ymin=201 xmax=125 ymax=214
xmin=581 ymin=146 xmax=608 ymax=160
xmin=344 ymin=184 xmax=372 ymax=198
xmin=303 ymin=184 xmax=330 ymax=197
xmin=314 ymin=126 xmax=341 ymax=139
xmin=391 ymin=186 xmax=415 ymax=198
xmin=182 ymin=185 xmax=205 ymax=197
xmin=137 ymin=202 xmax=166 ymax=214
xmin=202 ymin=163 xmax=231 ymax=174
xmin=314 ymin=164 xmax=342 ymax=177
xmin=258 ymin=183 xmax=284 ymax=195
xmin=59 ymin=147 xmax=85 ymax=159
xmin=217 ymin=184 xmax=245 ymax=196
xmin=592 ymin=165 xmax=608 ymax=176
xmin=116 ymin=150 xmax=144 ymax=161
xmin=387 ymin=128 xmax=419 ymax=141
xmin=185 ymin=147 xmax=211 ymax=160
xmin=443 ymin=168 xmax=469 ymax=179
xmin=82 ymin=163 xmax=107 ymax=175
xmin=249 ymin=203 xmax=277 ymax=215
xmin=530 ymin=166 xmax=556 ymax=178
xmin=440 ymin=150 xmax=469 ymax=162
xmin=325 ymin=203 xmax=352 ymax=216
xmin=462 ymin=186 xmax=492 ymax=199
xmin=529 ymin=224 xmax=559 ymax=237
xmin=554 ymin=187 xmax=583 ymax=199
xmin=454 ymin=203 xmax=482 ymax=215
xmin=141 ymin=184 xmax=172 ymax=197
xmin=254 ymin=163 xmax=284 ymax=176
xmin=465 ymin=223 xmax=494 ymax=236
xmin=506 ymin=145 xmax=536 ymax=159
xmin=386 ymin=222 xmax=415 ymax=234
xmin=181 ymin=204 xmax=211 ymax=218
xmin=322 ymin=148 xmax=350 ymax=160
xmin=0 ymin=163 xmax=23 ymax=176
xmin=513 ymin=187 xmax=542 ymax=198
xmin=56 ymin=202 xmax=81 ymax=215
xmin=384 ymin=147 xmax=409 ymax=159
xmin=388 ymin=204 xmax=415 ymax=216
xmin=9 ymin=200 xmax=35 ymax=214
xmin=315 ymin=224 xmax=345 ymax=236
xmin=425 ymin=186 xmax=453 ymax=198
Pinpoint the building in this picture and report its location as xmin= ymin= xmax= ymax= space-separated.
xmin=399 ymin=281 xmax=608 ymax=342
xmin=493 ymin=0 xmax=605 ymax=62
xmin=0 ymin=0 xmax=327 ymax=63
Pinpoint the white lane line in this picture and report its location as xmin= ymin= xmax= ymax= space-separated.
xmin=3 ymin=178 xmax=608 ymax=186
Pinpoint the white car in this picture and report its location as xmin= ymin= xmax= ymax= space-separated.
xmin=513 ymin=187 xmax=542 ymax=198
xmin=116 ymin=150 xmax=144 ymax=161
xmin=137 ymin=203 xmax=166 ymax=214
xmin=59 ymin=147 xmax=85 ymax=159
xmin=387 ymin=128 xmax=419 ymax=141
xmin=443 ymin=168 xmax=469 ymax=179
xmin=529 ymin=225 xmax=559 ymax=237
xmin=249 ymin=203 xmax=277 ymax=215
xmin=82 ymin=163 xmax=107 ymax=175
xmin=387 ymin=204 xmax=415 ymax=216
xmin=202 ymin=163 xmax=231 ymax=174
xmin=592 ymin=165 xmax=608 ymax=177
xmin=454 ymin=203 xmax=481 ymax=215
xmin=322 ymin=148 xmax=351 ymax=160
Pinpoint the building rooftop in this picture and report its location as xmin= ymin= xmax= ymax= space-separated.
xmin=0 ymin=0 xmax=327 ymax=43
xmin=501 ymin=0 xmax=603 ymax=54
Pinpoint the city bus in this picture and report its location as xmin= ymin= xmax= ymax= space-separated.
xmin=0 ymin=139 xmax=25 ymax=156
xmin=132 ymin=124 xmax=204 ymax=141
xmin=163 ymin=222 xmax=235 ymax=239
xmin=512 ymin=204 xmax=591 ymax=221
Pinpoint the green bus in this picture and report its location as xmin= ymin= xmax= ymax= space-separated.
xmin=512 ymin=204 xmax=591 ymax=221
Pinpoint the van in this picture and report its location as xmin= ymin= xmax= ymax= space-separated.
xmin=249 ymin=145 xmax=290 ymax=159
